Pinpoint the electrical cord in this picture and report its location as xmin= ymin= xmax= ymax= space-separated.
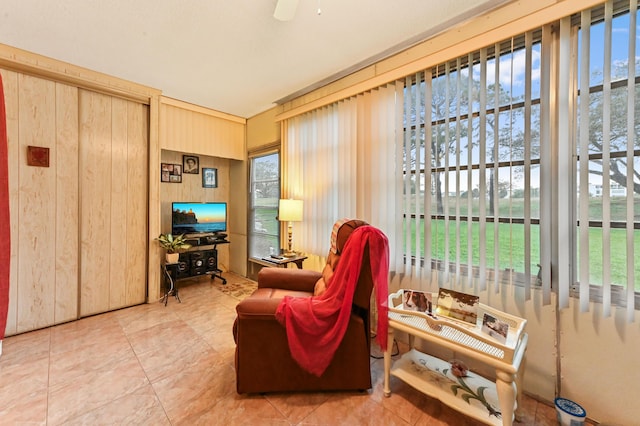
xmin=370 ymin=331 xmax=399 ymax=359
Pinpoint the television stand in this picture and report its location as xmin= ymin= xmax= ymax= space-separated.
xmin=169 ymin=239 xmax=230 ymax=285
xmin=209 ymin=239 xmax=229 ymax=284
xmin=211 ymin=239 xmax=229 ymax=285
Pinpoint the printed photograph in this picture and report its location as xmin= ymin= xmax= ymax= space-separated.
xmin=402 ymin=290 xmax=433 ymax=313
xmin=202 ymin=167 xmax=217 ymax=188
xmin=161 ymin=163 xmax=182 ymax=183
xmin=481 ymin=313 xmax=509 ymax=344
xmin=183 ymin=155 xmax=199 ymax=174
xmin=435 ymin=288 xmax=479 ymax=325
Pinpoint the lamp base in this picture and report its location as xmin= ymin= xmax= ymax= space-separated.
xmin=282 ymin=251 xmax=297 ymax=258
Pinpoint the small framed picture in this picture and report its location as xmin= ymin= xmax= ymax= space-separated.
xmin=481 ymin=313 xmax=509 ymax=344
xmin=183 ymin=155 xmax=199 ymax=174
xmin=161 ymin=163 xmax=182 ymax=183
xmin=402 ymin=289 xmax=433 ymax=314
xmin=435 ymin=288 xmax=479 ymax=325
xmin=202 ymin=167 xmax=217 ymax=188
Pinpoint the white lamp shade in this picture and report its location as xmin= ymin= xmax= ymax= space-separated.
xmin=279 ymin=199 xmax=303 ymax=222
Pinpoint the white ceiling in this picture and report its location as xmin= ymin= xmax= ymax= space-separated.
xmin=0 ymin=0 xmax=509 ymax=118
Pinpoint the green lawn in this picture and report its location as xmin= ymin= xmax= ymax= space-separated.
xmin=405 ymin=217 xmax=640 ymax=290
xmin=251 ymin=195 xmax=639 ymax=290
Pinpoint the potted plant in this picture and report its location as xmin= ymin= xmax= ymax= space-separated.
xmin=156 ymin=233 xmax=191 ymax=263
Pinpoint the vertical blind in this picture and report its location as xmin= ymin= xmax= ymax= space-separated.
xmin=573 ymin=0 xmax=639 ymax=319
xmin=280 ymin=0 xmax=639 ymax=320
xmin=283 ymin=31 xmax=550 ymax=300
xmin=398 ymin=34 xmax=548 ymax=299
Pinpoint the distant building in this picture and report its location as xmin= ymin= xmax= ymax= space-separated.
xmin=588 ymin=183 xmax=626 ymax=197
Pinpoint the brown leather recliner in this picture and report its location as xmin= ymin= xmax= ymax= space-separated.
xmin=233 ymin=219 xmax=374 ymax=394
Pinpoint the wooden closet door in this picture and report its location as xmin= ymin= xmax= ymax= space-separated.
xmin=124 ymin=102 xmax=148 ymax=307
xmin=79 ymin=90 xmax=148 ymax=316
xmin=0 ymin=70 xmax=80 ymax=334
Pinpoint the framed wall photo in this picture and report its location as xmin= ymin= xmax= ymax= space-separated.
xmin=202 ymin=167 xmax=217 ymax=188
xmin=183 ymin=155 xmax=199 ymax=174
xmin=161 ymin=163 xmax=182 ymax=183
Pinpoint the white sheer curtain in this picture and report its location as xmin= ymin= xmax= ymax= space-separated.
xmin=282 ymin=83 xmax=400 ymax=265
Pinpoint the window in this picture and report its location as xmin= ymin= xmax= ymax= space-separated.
xmin=573 ymin=1 xmax=640 ymax=314
xmin=281 ymin=0 xmax=639 ymax=318
xmin=249 ymin=152 xmax=280 ymax=258
xmin=402 ymin=32 xmax=545 ymax=296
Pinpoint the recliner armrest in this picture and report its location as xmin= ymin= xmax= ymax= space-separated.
xmin=235 ymin=296 xmax=281 ymax=319
xmin=257 ymin=268 xmax=321 ymax=292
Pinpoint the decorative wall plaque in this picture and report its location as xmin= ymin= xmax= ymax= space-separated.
xmin=27 ymin=146 xmax=50 ymax=167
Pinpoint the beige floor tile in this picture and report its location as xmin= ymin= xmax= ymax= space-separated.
xmin=264 ymin=392 xmax=332 ymax=424
xmin=0 ymin=329 xmax=50 ymax=424
xmin=535 ymin=400 xmax=561 ymax=425
xmin=114 ymin=301 xmax=181 ymax=334
xmin=298 ymin=392 xmax=410 ymax=425
xmin=61 ymin=384 xmax=170 ymax=425
xmin=152 ymin=351 xmax=236 ymax=423
xmin=47 ymin=352 xmax=149 ymax=425
xmin=0 ymin=390 xmax=48 ymax=425
xmin=182 ymin=393 xmax=291 ymax=426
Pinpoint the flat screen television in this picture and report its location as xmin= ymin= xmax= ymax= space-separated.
xmin=172 ymin=202 xmax=227 ymax=235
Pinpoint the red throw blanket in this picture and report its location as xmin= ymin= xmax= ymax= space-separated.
xmin=275 ymin=225 xmax=389 ymax=377
xmin=0 ymin=74 xmax=10 ymax=346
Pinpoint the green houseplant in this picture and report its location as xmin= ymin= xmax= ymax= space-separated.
xmin=156 ymin=233 xmax=191 ymax=263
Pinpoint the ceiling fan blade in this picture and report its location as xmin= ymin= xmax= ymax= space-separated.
xmin=273 ymin=0 xmax=299 ymax=21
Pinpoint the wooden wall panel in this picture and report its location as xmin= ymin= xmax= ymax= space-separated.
xmin=16 ymin=74 xmax=56 ymax=332
xmin=125 ymin=102 xmax=148 ymax=306
xmin=54 ymin=83 xmax=79 ymax=323
xmin=109 ymin=97 xmax=128 ymax=310
xmin=80 ymin=93 xmax=148 ymax=314
xmin=79 ymin=90 xmax=112 ymax=317
xmin=1 ymin=69 xmax=19 ymax=336
xmin=159 ymin=99 xmax=245 ymax=160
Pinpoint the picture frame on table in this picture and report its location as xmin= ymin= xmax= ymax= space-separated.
xmin=202 ymin=167 xmax=218 ymax=188
xmin=435 ymin=288 xmax=479 ymax=325
xmin=402 ymin=289 xmax=433 ymax=314
xmin=481 ymin=313 xmax=509 ymax=344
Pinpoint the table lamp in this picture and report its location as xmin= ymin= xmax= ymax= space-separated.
xmin=278 ymin=199 xmax=303 ymax=257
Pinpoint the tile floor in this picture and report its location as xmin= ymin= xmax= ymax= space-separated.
xmin=0 ymin=272 xmax=567 ymax=425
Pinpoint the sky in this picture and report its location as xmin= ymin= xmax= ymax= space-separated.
xmin=430 ymin=9 xmax=640 ymax=194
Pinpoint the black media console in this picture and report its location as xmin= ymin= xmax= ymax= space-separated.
xmin=174 ymin=233 xmax=229 ymax=284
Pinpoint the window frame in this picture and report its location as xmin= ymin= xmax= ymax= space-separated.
xmin=402 ymin=34 xmax=544 ymax=291
xmin=570 ymin=3 xmax=640 ymax=308
xmin=248 ymin=149 xmax=281 ymax=260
